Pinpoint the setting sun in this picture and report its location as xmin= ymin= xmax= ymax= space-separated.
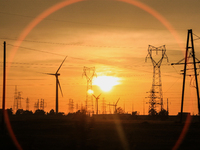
xmin=93 ymin=76 xmax=120 ymax=92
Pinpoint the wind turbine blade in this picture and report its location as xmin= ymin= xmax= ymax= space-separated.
xmin=56 ymin=56 xmax=67 ymax=73
xmin=45 ymin=73 xmax=56 ymax=76
xmin=57 ymin=78 xmax=63 ymax=97
xmin=116 ymin=98 xmax=120 ymax=105
xmin=92 ymin=94 xmax=97 ymax=99
xmin=97 ymin=93 xmax=102 ymax=99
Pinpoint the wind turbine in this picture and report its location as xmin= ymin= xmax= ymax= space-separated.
xmin=108 ymin=98 xmax=120 ymax=114
xmin=92 ymin=93 xmax=101 ymax=115
xmin=46 ymin=56 xmax=67 ymax=114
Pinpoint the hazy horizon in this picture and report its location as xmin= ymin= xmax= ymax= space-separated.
xmin=1 ymin=0 xmax=200 ymax=115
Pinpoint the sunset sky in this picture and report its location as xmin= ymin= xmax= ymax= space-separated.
xmin=1 ymin=0 xmax=200 ymax=115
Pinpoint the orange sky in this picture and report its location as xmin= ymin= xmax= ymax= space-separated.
xmin=1 ymin=0 xmax=200 ymax=115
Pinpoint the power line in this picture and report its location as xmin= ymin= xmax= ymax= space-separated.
xmin=7 ymin=44 xmax=65 ymax=56
xmin=3 ymin=38 xmax=137 ymax=49
xmin=193 ymin=33 xmax=200 ymax=41
xmin=2 ymin=62 xmax=72 ymax=67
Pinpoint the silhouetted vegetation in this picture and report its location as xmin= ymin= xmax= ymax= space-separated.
xmin=132 ymin=111 xmax=138 ymax=116
xmin=1 ymin=113 xmax=200 ymax=150
xmin=47 ymin=109 xmax=55 ymax=115
xmin=0 ymin=108 xmax=13 ymax=116
xmin=158 ymin=109 xmax=169 ymax=120
xmin=115 ymin=107 xmax=124 ymax=114
xmin=16 ymin=109 xmax=24 ymax=115
xmin=23 ymin=110 xmax=33 ymax=115
xmin=148 ymin=108 xmax=158 ymax=116
xmin=34 ymin=109 xmax=46 ymax=115
xmin=6 ymin=108 xmax=13 ymax=116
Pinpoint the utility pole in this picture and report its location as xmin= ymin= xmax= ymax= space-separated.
xmin=132 ymin=101 xmax=134 ymax=112
xmin=143 ymin=99 xmax=145 ymax=115
xmin=124 ymin=100 xmax=125 ymax=113
xmin=2 ymin=41 xmax=6 ymax=132
xmin=167 ymin=98 xmax=169 ymax=114
xmin=171 ymin=29 xmax=200 ymax=122
xmin=145 ymin=45 xmax=168 ymax=115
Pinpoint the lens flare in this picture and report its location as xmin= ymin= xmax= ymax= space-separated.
xmin=87 ymin=89 xmax=94 ymax=94
xmin=7 ymin=1 xmax=184 ymax=150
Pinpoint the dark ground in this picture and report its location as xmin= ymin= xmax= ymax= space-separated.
xmin=0 ymin=115 xmax=200 ymax=150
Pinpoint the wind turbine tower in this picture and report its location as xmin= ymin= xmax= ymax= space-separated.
xmin=46 ymin=56 xmax=67 ymax=114
xmin=93 ymin=93 xmax=101 ymax=115
xmin=83 ymin=66 xmax=96 ymax=114
xmin=145 ymin=45 xmax=168 ymax=114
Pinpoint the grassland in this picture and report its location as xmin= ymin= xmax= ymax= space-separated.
xmin=1 ymin=115 xmax=200 ymax=150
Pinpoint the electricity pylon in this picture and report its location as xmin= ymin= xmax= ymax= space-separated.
xmin=102 ymin=97 xmax=106 ymax=114
xmin=26 ymin=98 xmax=29 ymax=111
xmin=34 ymin=99 xmax=39 ymax=110
xmin=82 ymin=66 xmax=96 ymax=114
xmin=13 ymin=86 xmax=23 ymax=113
xmin=171 ymin=29 xmax=200 ymax=122
xmin=145 ymin=45 xmax=168 ymax=114
xmin=68 ymin=98 xmax=74 ymax=113
xmin=40 ymin=99 xmax=44 ymax=110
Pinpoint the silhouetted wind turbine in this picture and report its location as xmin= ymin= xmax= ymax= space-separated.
xmin=46 ymin=56 xmax=67 ymax=114
xmin=108 ymin=98 xmax=120 ymax=114
xmin=93 ymin=93 xmax=101 ymax=115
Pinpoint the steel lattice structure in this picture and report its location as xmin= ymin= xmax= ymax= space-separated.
xmin=145 ymin=45 xmax=168 ymax=114
xmin=83 ymin=66 xmax=96 ymax=114
xmin=68 ymin=98 xmax=74 ymax=113
xmin=13 ymin=86 xmax=23 ymax=113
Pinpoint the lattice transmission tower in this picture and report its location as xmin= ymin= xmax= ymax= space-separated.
xmin=68 ymin=98 xmax=74 ymax=113
xmin=102 ymin=98 xmax=106 ymax=114
xmin=13 ymin=86 xmax=23 ymax=113
xmin=34 ymin=99 xmax=39 ymax=111
xmin=145 ymin=45 xmax=168 ymax=114
xmin=82 ymin=66 xmax=96 ymax=114
xmin=26 ymin=98 xmax=29 ymax=111
xmin=40 ymin=99 xmax=45 ymax=110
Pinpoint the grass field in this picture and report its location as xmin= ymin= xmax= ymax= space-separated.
xmin=1 ymin=115 xmax=200 ymax=150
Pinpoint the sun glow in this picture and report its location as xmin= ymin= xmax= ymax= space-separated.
xmin=87 ymin=89 xmax=94 ymax=94
xmin=93 ymin=76 xmax=120 ymax=92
